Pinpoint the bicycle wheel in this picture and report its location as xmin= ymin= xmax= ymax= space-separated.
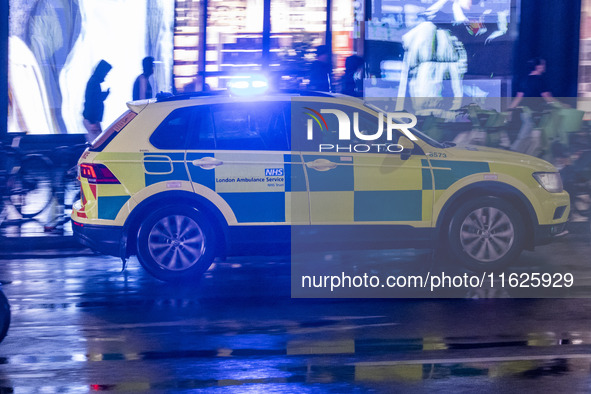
xmin=0 ymin=289 xmax=10 ymax=344
xmin=62 ymin=165 xmax=81 ymax=210
xmin=571 ymin=184 xmax=591 ymax=218
xmin=8 ymin=155 xmax=54 ymax=218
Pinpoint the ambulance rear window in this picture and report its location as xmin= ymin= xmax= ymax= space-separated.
xmin=90 ymin=110 xmax=137 ymax=151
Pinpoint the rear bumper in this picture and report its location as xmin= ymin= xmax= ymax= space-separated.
xmin=72 ymin=221 xmax=123 ymax=257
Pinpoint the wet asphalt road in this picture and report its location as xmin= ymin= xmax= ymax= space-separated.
xmin=1 ymin=233 xmax=591 ymax=392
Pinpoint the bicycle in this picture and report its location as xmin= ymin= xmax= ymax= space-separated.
xmin=441 ymin=104 xmax=510 ymax=149
xmin=0 ymin=134 xmax=54 ymax=222
xmin=560 ymin=127 xmax=591 ymax=221
xmin=42 ymin=142 xmax=89 ymax=231
xmin=0 ymin=285 xmax=10 ymax=344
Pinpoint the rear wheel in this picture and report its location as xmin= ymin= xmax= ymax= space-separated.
xmin=136 ymin=206 xmax=217 ymax=282
xmin=447 ymin=197 xmax=524 ymax=271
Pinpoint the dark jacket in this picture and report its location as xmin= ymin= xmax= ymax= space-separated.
xmin=132 ymin=74 xmax=153 ymax=101
xmin=308 ymin=60 xmax=332 ymax=92
xmin=83 ymin=60 xmax=111 ymax=123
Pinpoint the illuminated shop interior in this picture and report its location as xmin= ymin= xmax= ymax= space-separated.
xmin=173 ymin=0 xmax=355 ymax=92
xmin=3 ymin=0 xmax=584 ymax=136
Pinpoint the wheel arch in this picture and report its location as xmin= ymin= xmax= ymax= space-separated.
xmin=120 ymin=190 xmax=229 ymax=259
xmin=435 ymin=181 xmax=538 ymax=250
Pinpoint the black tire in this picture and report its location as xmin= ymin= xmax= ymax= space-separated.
xmin=447 ymin=196 xmax=524 ymax=271
xmin=136 ymin=206 xmax=217 ymax=282
xmin=0 ymin=290 xmax=11 ymax=344
xmin=9 ymin=155 xmax=54 ymax=218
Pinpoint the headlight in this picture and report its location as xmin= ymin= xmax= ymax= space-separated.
xmin=533 ymin=172 xmax=563 ymax=193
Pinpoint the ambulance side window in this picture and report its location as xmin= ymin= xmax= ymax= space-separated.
xmin=150 ymin=107 xmax=193 ymax=150
xmin=255 ymin=103 xmax=290 ymax=151
xmin=189 ymin=106 xmax=215 ymax=150
xmin=210 ymin=103 xmax=289 ymax=151
xmin=212 ymin=105 xmax=260 ymax=150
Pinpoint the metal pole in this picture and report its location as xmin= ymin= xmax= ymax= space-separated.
xmin=325 ymin=0 xmax=333 ymax=90
xmin=1 ymin=0 xmax=8 ymax=138
xmin=200 ymin=0 xmax=208 ymax=91
xmin=262 ymin=0 xmax=271 ymax=71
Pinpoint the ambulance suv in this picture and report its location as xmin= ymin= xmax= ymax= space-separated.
xmin=71 ymin=90 xmax=570 ymax=282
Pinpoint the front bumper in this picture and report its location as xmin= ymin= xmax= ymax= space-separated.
xmin=72 ymin=221 xmax=123 ymax=257
xmin=533 ymin=221 xmax=568 ymax=246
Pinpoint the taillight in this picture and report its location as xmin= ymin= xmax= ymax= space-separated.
xmin=79 ymin=163 xmax=120 ymax=184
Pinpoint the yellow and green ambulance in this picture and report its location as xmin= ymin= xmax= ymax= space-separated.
xmin=71 ymin=91 xmax=569 ymax=282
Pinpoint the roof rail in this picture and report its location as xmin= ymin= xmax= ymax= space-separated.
xmin=156 ymin=88 xmax=337 ymax=103
xmin=156 ymin=90 xmax=230 ymax=102
xmin=271 ymin=89 xmax=336 ymax=97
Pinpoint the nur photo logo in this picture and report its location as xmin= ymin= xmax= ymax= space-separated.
xmin=303 ymin=107 xmax=418 ymax=153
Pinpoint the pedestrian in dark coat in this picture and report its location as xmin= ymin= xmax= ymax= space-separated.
xmin=83 ymin=60 xmax=111 ymax=142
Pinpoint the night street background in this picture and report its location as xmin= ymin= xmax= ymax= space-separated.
xmin=1 ymin=230 xmax=591 ymax=392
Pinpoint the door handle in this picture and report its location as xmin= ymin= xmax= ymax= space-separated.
xmin=192 ymin=157 xmax=223 ymax=169
xmin=306 ymin=159 xmax=337 ymax=171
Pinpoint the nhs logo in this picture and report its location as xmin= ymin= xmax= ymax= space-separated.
xmin=265 ymin=168 xmax=284 ymax=176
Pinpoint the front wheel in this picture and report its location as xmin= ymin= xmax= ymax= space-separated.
xmin=447 ymin=197 xmax=525 ymax=271
xmin=136 ymin=206 xmax=217 ymax=282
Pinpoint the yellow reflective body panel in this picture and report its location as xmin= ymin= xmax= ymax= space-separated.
xmin=72 ymin=96 xmax=569 ymax=235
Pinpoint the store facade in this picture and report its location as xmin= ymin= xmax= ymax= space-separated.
xmin=1 ymin=0 xmax=583 ymax=137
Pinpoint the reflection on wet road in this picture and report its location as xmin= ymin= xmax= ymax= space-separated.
xmin=1 ymin=234 xmax=591 ymax=392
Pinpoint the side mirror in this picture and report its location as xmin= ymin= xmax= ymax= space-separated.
xmin=398 ymin=136 xmax=414 ymax=160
